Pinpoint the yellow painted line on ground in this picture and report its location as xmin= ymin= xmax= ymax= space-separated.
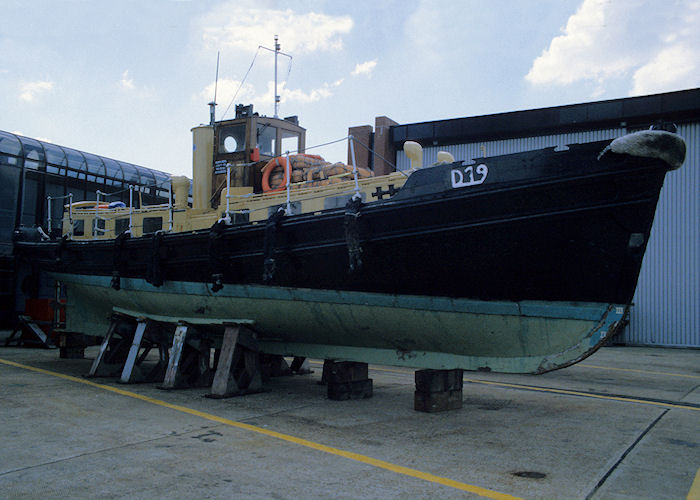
xmin=361 ymin=361 xmax=700 ymax=383
xmin=463 ymin=377 xmax=700 ymax=412
xmin=688 ymin=467 xmax=700 ymax=500
xmin=0 ymin=358 xmax=519 ymax=500
xmin=309 ymin=362 xmax=700 ymax=412
xmin=578 ymin=364 xmax=700 ymax=380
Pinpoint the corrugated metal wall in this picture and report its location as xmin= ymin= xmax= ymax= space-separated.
xmin=628 ymin=122 xmax=699 ymax=347
xmin=395 ymin=128 xmax=627 ymax=171
xmin=395 ymin=124 xmax=699 ymax=347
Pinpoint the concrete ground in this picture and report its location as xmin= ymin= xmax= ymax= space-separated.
xmin=0 ymin=337 xmax=698 ymax=499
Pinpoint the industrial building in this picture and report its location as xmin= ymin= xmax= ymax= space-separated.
xmin=352 ymin=88 xmax=699 ymax=348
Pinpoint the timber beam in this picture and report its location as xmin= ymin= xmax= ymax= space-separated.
xmin=159 ymin=322 xmax=214 ymax=390
xmin=207 ymin=323 xmax=264 ymax=398
xmin=86 ymin=314 xmax=138 ymax=378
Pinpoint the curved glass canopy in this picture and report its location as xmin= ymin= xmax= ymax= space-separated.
xmin=0 ymin=130 xmax=172 ymax=195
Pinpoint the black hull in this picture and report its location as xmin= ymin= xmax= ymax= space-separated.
xmin=16 ymin=139 xmax=670 ymax=305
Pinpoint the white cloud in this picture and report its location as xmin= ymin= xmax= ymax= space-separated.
xmin=630 ymin=0 xmax=700 ymax=95
xmin=277 ymin=79 xmax=344 ymax=104
xmin=525 ymin=0 xmax=633 ymax=86
xmin=525 ymin=0 xmax=700 ymax=95
xmin=200 ymin=78 xmax=257 ymax=113
xmin=120 ymin=70 xmax=135 ymax=90
xmin=19 ymin=80 xmax=54 ymax=102
xmin=201 ymin=77 xmax=343 ymax=119
xmin=198 ymin=4 xmax=353 ymax=54
xmin=631 ymin=44 xmax=699 ymax=95
xmin=351 ymin=59 xmax=377 ymax=77
xmin=403 ymin=2 xmax=475 ymax=69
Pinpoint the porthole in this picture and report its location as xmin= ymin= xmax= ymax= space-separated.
xmin=223 ymin=135 xmax=238 ymax=153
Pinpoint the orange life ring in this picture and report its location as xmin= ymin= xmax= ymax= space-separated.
xmin=262 ymin=157 xmax=288 ymax=192
xmin=261 ymin=154 xmax=325 ymax=192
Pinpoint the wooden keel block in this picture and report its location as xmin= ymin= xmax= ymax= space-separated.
xmin=414 ymin=369 xmax=464 ymax=412
xmin=415 ymin=369 xmax=463 ymax=393
xmin=58 ymin=332 xmax=87 ymax=359
xmin=326 ymin=361 xmax=373 ymax=400
xmin=329 ymin=361 xmax=369 ymax=383
xmin=414 ymin=389 xmax=463 ymax=413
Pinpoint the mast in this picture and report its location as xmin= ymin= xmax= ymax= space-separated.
xmin=208 ymin=51 xmax=220 ymax=125
xmin=257 ymin=35 xmax=290 ymax=119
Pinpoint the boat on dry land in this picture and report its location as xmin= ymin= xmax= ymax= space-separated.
xmin=14 ymin=102 xmax=687 ymax=374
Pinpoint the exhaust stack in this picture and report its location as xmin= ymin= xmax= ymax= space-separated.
xmin=191 ymin=125 xmax=214 ymax=210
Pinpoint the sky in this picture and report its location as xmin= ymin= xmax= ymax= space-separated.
xmin=2 ymin=0 xmax=699 ymax=178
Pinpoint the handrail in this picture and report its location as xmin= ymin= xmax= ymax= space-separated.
xmin=285 ymin=151 xmax=292 ymax=215
xmin=348 ymin=135 xmax=361 ymax=199
xmin=46 ymin=193 xmax=75 ymax=237
xmin=168 ymin=179 xmax=173 ymax=232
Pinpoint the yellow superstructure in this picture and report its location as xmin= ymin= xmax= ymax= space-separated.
xmin=63 ymin=171 xmax=410 ymax=240
xmin=62 ymin=108 xmax=418 ymax=240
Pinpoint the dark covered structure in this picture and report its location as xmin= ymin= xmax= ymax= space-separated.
xmin=0 ymin=131 xmax=171 ymax=327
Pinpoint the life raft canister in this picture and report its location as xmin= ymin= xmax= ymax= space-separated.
xmin=69 ymin=200 xmax=110 ymax=209
xmin=261 ymin=154 xmax=324 ymax=192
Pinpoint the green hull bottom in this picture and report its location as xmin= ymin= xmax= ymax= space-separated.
xmin=53 ymin=273 xmax=628 ymax=374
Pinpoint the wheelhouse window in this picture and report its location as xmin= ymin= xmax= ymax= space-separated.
xmin=256 ymin=124 xmax=276 ymax=156
xmin=219 ymin=124 xmax=246 ymax=154
xmin=281 ymin=129 xmax=300 ymax=155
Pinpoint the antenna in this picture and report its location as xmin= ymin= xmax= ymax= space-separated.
xmin=219 ymin=38 xmax=292 ymax=121
xmin=274 ymin=35 xmax=280 ymax=118
xmin=259 ymin=36 xmax=292 ymax=118
xmin=208 ymin=51 xmax=220 ymax=125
